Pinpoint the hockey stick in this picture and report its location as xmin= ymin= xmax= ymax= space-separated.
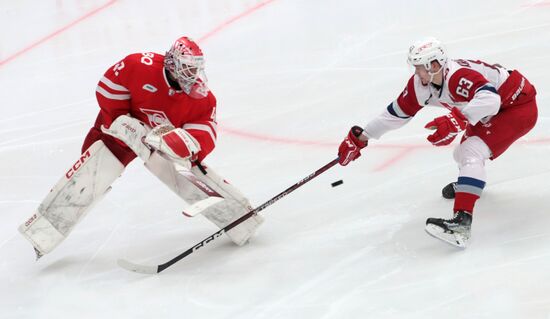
xmin=118 ymin=157 xmax=340 ymax=274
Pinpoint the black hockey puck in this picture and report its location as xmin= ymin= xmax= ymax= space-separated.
xmin=331 ymin=180 xmax=343 ymax=187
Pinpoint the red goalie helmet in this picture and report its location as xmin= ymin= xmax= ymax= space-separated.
xmin=164 ymin=36 xmax=207 ymax=95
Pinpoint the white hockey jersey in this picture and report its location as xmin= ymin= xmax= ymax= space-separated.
xmin=364 ymin=59 xmax=511 ymax=139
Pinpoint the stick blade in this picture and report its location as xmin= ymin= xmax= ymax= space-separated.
xmin=117 ymin=258 xmax=159 ymax=274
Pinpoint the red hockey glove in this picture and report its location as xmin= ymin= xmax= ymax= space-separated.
xmin=338 ymin=126 xmax=368 ymax=166
xmin=424 ymin=107 xmax=469 ymax=146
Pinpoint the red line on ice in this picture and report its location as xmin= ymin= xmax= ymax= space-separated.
xmin=197 ymin=0 xmax=278 ymax=44
xmin=221 ymin=125 xmax=550 ymax=170
xmin=0 ymin=0 xmax=117 ymax=67
xmin=191 ymin=0 xmax=425 ymax=169
xmin=220 ymin=125 xmax=337 ymax=147
xmin=373 ymin=146 xmax=418 ymax=172
xmin=2 ymin=0 xmax=547 ymax=171
xmin=521 ymin=1 xmax=550 ymax=7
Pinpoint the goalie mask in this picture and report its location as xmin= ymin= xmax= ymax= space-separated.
xmin=164 ymin=36 xmax=208 ymax=95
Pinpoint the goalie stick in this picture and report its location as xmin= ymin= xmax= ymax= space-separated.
xmin=118 ymin=157 xmax=339 ymax=274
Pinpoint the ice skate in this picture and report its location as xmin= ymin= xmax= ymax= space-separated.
xmin=441 ymin=182 xmax=457 ymax=199
xmin=425 ymin=210 xmax=472 ymax=248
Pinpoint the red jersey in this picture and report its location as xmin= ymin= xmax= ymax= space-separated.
xmin=95 ymin=52 xmax=217 ymax=162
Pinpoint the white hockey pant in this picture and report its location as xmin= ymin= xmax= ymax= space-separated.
xmin=145 ymin=151 xmax=263 ymax=246
xmin=453 ymin=136 xmax=491 ymax=182
xmin=18 ymin=140 xmax=124 ymax=255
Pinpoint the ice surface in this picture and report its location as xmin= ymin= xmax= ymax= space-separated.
xmin=1 ymin=0 xmax=550 ymax=318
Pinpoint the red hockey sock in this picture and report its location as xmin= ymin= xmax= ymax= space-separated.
xmin=453 ymin=192 xmax=479 ymax=214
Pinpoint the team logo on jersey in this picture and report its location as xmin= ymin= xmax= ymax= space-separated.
xmin=140 ymin=108 xmax=171 ymax=127
xmin=142 ymin=84 xmax=158 ymax=93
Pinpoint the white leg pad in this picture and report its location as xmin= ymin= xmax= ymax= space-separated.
xmin=18 ymin=140 xmax=124 ymax=255
xmin=144 ymin=151 xmax=212 ymax=203
xmin=190 ymin=165 xmax=264 ymax=246
xmin=19 ymin=212 xmax=65 ymax=255
xmin=200 ymin=198 xmax=264 ymax=246
xmin=182 ymin=197 xmax=225 ymax=217
xmin=144 ymin=152 xmax=263 ymax=245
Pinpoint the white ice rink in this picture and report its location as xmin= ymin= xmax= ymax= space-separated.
xmin=1 ymin=0 xmax=550 ymax=318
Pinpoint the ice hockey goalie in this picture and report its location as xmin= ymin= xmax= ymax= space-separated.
xmin=18 ymin=36 xmax=263 ymax=260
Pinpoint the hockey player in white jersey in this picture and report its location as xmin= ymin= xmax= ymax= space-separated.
xmin=337 ymin=37 xmax=538 ymax=248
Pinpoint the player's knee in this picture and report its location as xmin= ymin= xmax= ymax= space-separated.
xmin=82 ymin=127 xmax=102 ymax=153
xmin=453 ymin=137 xmax=491 ymax=167
xmin=101 ymin=134 xmax=137 ymax=167
xmin=84 ymin=127 xmax=136 ymax=166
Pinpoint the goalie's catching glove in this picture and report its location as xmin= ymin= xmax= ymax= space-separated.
xmin=144 ymin=124 xmax=201 ymax=166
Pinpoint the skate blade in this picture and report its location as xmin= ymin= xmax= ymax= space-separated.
xmin=425 ymin=224 xmax=468 ymax=249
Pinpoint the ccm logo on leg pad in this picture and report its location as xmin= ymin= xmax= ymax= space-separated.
xmin=66 ymin=150 xmax=91 ymax=179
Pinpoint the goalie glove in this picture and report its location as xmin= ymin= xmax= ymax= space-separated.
xmin=144 ymin=124 xmax=201 ymax=166
xmin=424 ymin=107 xmax=469 ymax=146
xmin=101 ymin=114 xmax=151 ymax=161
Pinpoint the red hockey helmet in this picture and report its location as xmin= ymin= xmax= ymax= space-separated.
xmin=164 ymin=36 xmax=207 ymax=95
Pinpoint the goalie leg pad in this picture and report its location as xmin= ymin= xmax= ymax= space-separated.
xmin=144 ymin=152 xmax=263 ymax=245
xmin=182 ymin=196 xmax=225 ymax=217
xmin=144 ymin=151 xmax=212 ymax=203
xmin=190 ymin=165 xmax=264 ymax=246
xmin=200 ymin=198 xmax=264 ymax=246
xmin=18 ymin=140 xmax=124 ymax=256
